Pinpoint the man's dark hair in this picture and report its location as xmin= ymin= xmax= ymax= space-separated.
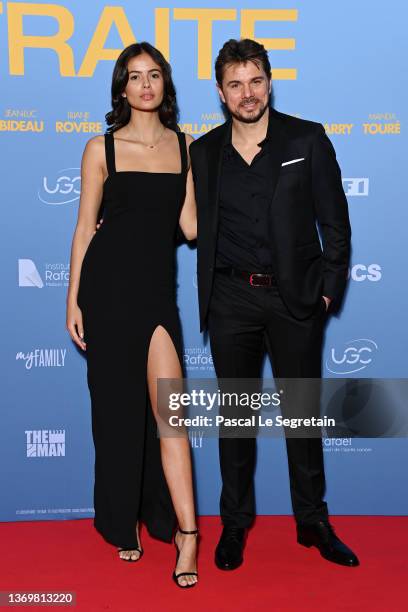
xmin=215 ymin=38 xmax=271 ymax=86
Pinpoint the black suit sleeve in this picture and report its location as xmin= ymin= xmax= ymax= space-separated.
xmin=189 ymin=140 xmax=198 ymax=181
xmin=311 ymin=124 xmax=351 ymax=306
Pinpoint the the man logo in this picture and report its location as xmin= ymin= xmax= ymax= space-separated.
xmin=18 ymin=259 xmax=43 ymax=288
xmin=38 ymin=168 xmax=80 ymax=205
xmin=342 ymin=178 xmax=369 ymax=197
xmin=26 ymin=429 xmax=66 ymax=458
xmin=326 ymin=339 xmax=378 ymax=375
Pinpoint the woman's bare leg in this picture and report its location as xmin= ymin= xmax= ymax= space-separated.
xmin=147 ymin=325 xmax=198 ymax=586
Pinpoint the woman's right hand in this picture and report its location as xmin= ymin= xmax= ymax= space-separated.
xmin=66 ymin=301 xmax=87 ymax=351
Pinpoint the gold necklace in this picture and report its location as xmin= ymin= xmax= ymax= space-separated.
xmin=136 ymin=126 xmax=166 ymax=149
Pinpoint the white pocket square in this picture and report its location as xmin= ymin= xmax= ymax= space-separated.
xmin=281 ymin=158 xmax=305 ymax=166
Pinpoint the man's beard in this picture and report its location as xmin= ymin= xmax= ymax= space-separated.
xmin=228 ymin=98 xmax=269 ymax=124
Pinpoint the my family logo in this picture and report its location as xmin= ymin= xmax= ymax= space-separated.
xmin=184 ymin=347 xmax=214 ymax=372
xmin=189 ymin=430 xmax=204 ymax=449
xmin=16 ymin=349 xmax=67 ymax=369
xmin=26 ymin=429 xmax=65 ymax=458
xmin=18 ymin=259 xmax=70 ymax=288
xmin=342 ymin=178 xmax=369 ymax=197
xmin=326 ymin=339 xmax=378 ymax=375
xmin=349 ymin=264 xmax=382 ymax=282
xmin=38 ymin=168 xmax=80 ymax=205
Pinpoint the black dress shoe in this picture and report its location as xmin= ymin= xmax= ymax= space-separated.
xmin=215 ymin=526 xmax=245 ymax=570
xmin=297 ymin=520 xmax=359 ymax=567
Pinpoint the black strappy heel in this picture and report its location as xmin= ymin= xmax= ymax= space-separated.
xmin=117 ymin=525 xmax=143 ymax=562
xmin=117 ymin=546 xmax=143 ymax=562
xmin=172 ymin=527 xmax=199 ymax=588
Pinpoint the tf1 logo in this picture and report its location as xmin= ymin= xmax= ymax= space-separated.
xmin=342 ymin=178 xmax=369 ymax=196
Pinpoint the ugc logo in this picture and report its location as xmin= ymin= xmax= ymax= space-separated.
xmin=38 ymin=168 xmax=80 ymax=205
xmin=326 ymin=339 xmax=378 ymax=375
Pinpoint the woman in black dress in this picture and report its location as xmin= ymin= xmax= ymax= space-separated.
xmin=66 ymin=43 xmax=198 ymax=588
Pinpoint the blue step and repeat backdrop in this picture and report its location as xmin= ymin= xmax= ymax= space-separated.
xmin=1 ymin=0 xmax=407 ymax=522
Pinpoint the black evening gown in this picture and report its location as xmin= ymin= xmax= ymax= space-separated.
xmin=77 ymin=130 xmax=188 ymax=547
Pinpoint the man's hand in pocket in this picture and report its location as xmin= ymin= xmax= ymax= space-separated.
xmin=322 ymin=296 xmax=332 ymax=311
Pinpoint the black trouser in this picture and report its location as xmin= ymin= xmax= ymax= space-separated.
xmin=207 ymin=270 xmax=329 ymax=527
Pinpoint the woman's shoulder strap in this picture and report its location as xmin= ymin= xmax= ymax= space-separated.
xmin=104 ymin=132 xmax=116 ymax=175
xmin=176 ymin=130 xmax=188 ymax=176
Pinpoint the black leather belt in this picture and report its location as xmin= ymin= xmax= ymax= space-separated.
xmin=216 ymin=267 xmax=276 ymax=287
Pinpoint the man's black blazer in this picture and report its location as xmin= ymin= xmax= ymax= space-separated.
xmin=189 ymin=107 xmax=351 ymax=332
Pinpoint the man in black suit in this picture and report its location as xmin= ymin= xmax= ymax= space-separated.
xmin=189 ymin=39 xmax=359 ymax=569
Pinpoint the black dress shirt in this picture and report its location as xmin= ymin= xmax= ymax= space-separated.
xmin=215 ymin=116 xmax=274 ymax=272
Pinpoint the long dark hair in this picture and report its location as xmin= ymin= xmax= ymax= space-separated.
xmin=105 ymin=42 xmax=179 ymax=132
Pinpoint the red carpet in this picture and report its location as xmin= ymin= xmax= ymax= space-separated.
xmin=1 ymin=516 xmax=406 ymax=611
